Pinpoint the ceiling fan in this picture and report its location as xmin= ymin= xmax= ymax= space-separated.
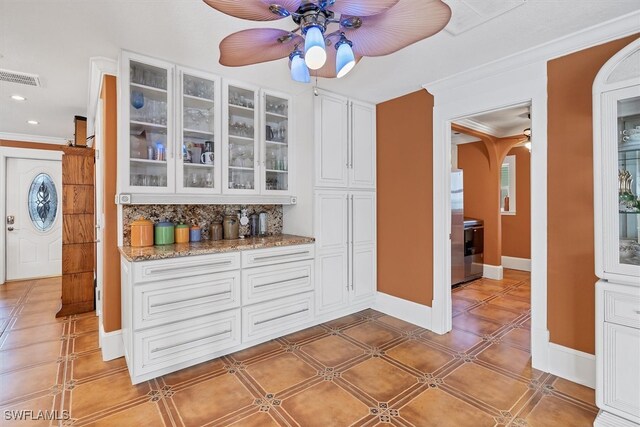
xmin=203 ymin=0 xmax=452 ymax=83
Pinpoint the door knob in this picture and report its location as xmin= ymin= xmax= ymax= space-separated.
xmin=7 ymin=227 xmax=14 ymax=231
xmin=6 ymin=215 xmax=14 ymax=225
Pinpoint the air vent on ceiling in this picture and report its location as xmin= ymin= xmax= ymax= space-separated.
xmin=0 ymin=69 xmax=41 ymax=87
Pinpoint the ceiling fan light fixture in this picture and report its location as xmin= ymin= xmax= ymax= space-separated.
xmin=289 ymin=50 xmax=310 ymax=83
xmin=304 ymin=25 xmax=326 ymax=70
xmin=335 ymin=34 xmax=355 ymax=78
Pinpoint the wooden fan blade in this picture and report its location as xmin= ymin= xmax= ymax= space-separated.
xmin=219 ymin=29 xmax=304 ymax=67
xmin=343 ymin=0 xmax=451 ymax=57
xmin=203 ymin=0 xmax=302 ymax=21
xmin=311 ymin=44 xmax=362 ymax=79
xmin=330 ymin=0 xmax=400 ymax=17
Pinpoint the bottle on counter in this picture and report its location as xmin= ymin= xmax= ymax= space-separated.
xmin=259 ymin=212 xmax=268 ymax=236
xmin=249 ymin=214 xmax=259 ymax=237
xmin=189 ymin=225 xmax=201 ymax=242
xmin=223 ymin=214 xmax=239 ymax=240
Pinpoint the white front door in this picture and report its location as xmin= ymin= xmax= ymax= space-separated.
xmin=6 ymin=158 xmax=62 ymax=280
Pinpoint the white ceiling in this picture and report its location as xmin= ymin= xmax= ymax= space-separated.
xmin=451 ymin=104 xmax=531 ymax=145
xmin=1 ymin=0 xmax=639 ymax=140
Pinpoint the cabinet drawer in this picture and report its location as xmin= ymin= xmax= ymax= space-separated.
xmin=242 ymin=244 xmax=314 ymax=268
xmin=134 ymin=309 xmax=241 ymax=377
xmin=242 ymin=260 xmax=313 ymax=305
xmin=133 ymin=271 xmax=241 ymax=330
xmin=133 ymin=252 xmax=240 ymax=283
xmin=242 ymin=292 xmax=315 ymax=342
xmin=605 ymin=290 xmax=640 ymax=329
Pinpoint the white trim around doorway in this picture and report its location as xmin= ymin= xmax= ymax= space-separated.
xmin=0 ymin=146 xmax=63 ymax=285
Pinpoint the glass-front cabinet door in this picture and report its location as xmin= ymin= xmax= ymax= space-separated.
xmin=601 ymin=84 xmax=640 ymax=278
xmin=261 ymin=90 xmax=292 ymax=194
xmin=176 ymin=67 xmax=222 ymax=194
xmin=223 ymin=81 xmax=260 ymax=194
xmin=123 ymin=52 xmax=174 ymax=193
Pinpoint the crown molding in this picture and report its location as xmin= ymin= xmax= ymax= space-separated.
xmin=454 ymin=117 xmax=498 ymax=136
xmin=423 ymin=9 xmax=640 ymax=96
xmin=0 ymin=132 xmax=68 ymax=145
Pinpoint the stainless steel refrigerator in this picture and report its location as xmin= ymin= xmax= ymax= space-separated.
xmin=451 ymin=170 xmax=465 ymax=285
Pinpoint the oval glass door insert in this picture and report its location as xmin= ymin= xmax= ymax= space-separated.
xmin=28 ymin=173 xmax=58 ymax=231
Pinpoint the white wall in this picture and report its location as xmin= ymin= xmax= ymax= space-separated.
xmin=283 ymin=89 xmax=315 ymax=237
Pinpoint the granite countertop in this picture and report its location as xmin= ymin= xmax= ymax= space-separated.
xmin=119 ymin=234 xmax=315 ymax=262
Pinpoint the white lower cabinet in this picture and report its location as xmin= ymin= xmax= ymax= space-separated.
xmin=121 ymin=244 xmax=316 ymax=384
xmin=596 ymin=281 xmax=640 ymax=426
xmin=314 ymin=190 xmax=376 ymax=316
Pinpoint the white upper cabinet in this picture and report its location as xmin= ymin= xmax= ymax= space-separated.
xmin=350 ymin=100 xmax=377 ymax=189
xmin=261 ymin=90 xmax=293 ymax=196
xmin=118 ymin=51 xmax=296 ymax=202
xmin=315 ymin=91 xmax=349 ymax=188
xmin=594 ymin=38 xmax=640 ymax=285
xmin=314 ymin=90 xmax=376 ymax=190
xmin=222 ymin=80 xmax=260 ymax=195
xmin=176 ymin=67 xmax=222 ymax=194
xmin=121 ymin=51 xmax=175 ymax=194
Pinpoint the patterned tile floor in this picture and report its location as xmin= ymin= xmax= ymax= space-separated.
xmin=0 ymin=271 xmax=599 ymax=426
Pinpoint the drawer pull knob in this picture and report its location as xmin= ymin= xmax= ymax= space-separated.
xmin=149 ymin=290 xmax=232 ymax=308
xmin=147 ymin=260 xmax=232 ymax=275
xmin=151 ymin=329 xmax=232 ymax=353
xmin=254 ymin=308 xmax=309 ymax=325
xmin=254 ymin=275 xmax=309 ymax=289
xmin=252 ymin=251 xmax=310 ymax=262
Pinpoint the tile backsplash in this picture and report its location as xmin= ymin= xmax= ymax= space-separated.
xmin=122 ymin=204 xmax=283 ymax=246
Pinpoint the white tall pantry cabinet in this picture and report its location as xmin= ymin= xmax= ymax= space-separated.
xmin=593 ymin=38 xmax=640 ymax=427
xmin=314 ymin=90 xmax=377 ymax=316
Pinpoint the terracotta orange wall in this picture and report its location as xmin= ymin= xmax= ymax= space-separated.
xmin=377 ymin=90 xmax=434 ymax=306
xmin=502 ymin=146 xmax=531 ymax=259
xmin=457 ymin=141 xmax=502 ymax=266
xmin=547 ymin=34 xmax=639 ymax=354
xmin=101 ymin=75 xmax=121 ymax=333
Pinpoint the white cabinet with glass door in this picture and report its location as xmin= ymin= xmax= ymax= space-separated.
xmin=176 ymin=67 xmax=222 ymax=194
xmin=261 ymin=90 xmax=293 ymax=195
xmin=223 ymin=81 xmax=260 ymax=194
xmin=121 ymin=51 xmax=175 ymax=193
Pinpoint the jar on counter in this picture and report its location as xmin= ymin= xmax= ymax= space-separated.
xmin=130 ymin=218 xmax=154 ymax=247
xmin=154 ymin=221 xmax=175 ymax=245
xmin=223 ymin=214 xmax=239 ymax=240
xmin=249 ymin=214 xmax=259 ymax=237
xmin=175 ymin=223 xmax=190 ymax=244
xmin=211 ymin=222 xmax=223 ymax=241
xmin=190 ymin=226 xmax=201 ymax=242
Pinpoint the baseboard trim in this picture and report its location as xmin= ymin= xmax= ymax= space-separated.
xmin=374 ymin=292 xmax=432 ymax=329
xmin=501 ymin=256 xmax=531 ymax=272
xmin=100 ymin=323 xmax=124 ymax=361
xmin=594 ymin=410 xmax=639 ymax=427
xmin=483 ymin=264 xmax=504 ymax=280
xmin=548 ymin=342 xmax=596 ymax=389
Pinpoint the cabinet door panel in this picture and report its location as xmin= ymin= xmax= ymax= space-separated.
xmin=352 ymin=192 xmax=376 ymax=247
xmin=261 ymin=90 xmax=293 ymax=195
xmin=351 ymin=245 xmax=376 ymax=304
xmin=315 ymin=92 xmax=348 ymax=188
xmin=350 ymin=100 xmax=376 ymax=189
xmin=316 ymin=251 xmax=349 ymax=314
xmin=315 ymin=191 xmax=348 ymax=253
xmin=603 ymin=322 xmax=640 ymax=422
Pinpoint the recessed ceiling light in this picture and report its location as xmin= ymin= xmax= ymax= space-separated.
xmin=27 ymin=120 xmax=39 ymax=125
xmin=11 ymin=95 xmax=26 ymax=101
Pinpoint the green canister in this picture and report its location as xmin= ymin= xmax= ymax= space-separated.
xmin=154 ymin=221 xmax=175 ymax=245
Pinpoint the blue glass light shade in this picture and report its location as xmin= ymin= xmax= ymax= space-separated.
xmin=290 ymin=53 xmax=310 ymax=83
xmin=304 ymin=26 xmax=327 ymax=70
xmin=336 ymin=42 xmax=356 ymax=78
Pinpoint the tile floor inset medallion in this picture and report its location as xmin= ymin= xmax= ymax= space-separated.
xmin=445 ymin=363 xmax=528 ymax=410
xmin=401 ymin=388 xmax=495 ymax=427
xmin=343 ymin=321 xmax=400 ymax=348
xmin=342 ymin=357 xmax=417 ymax=403
xmin=281 ymin=380 xmax=369 ymax=427
xmin=525 ymin=395 xmax=598 ymax=427
xmin=171 ymin=373 xmax=254 ymax=426
xmin=245 ymin=352 xmax=316 ymax=394
xmin=301 ymin=335 xmax=363 ymax=367
xmin=386 ymin=341 xmax=453 ymax=373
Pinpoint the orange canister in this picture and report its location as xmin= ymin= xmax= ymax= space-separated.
xmin=130 ymin=218 xmax=154 ymax=247
xmin=175 ymin=223 xmax=190 ymax=244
